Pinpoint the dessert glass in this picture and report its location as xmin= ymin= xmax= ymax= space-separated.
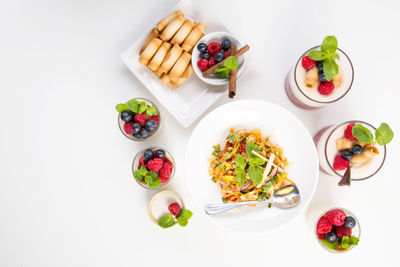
xmin=132 ymin=147 xmax=175 ymax=190
xmin=315 ymin=207 xmax=360 ymax=253
xmin=285 ymin=46 xmax=354 ymax=109
xmin=314 ymin=120 xmax=386 ymax=180
xmin=117 ymin=98 xmax=161 ymax=141
xmin=148 ymin=190 xmax=184 ymax=225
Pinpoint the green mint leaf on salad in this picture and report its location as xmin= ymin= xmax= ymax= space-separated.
xmin=375 ymin=122 xmax=394 ymax=145
xmin=158 ymin=214 xmax=175 ymax=228
xmin=235 ymin=168 xmax=245 ymax=186
xmin=227 ymin=134 xmax=237 ymax=144
xmin=248 ymin=165 xmax=263 ymax=185
xmin=321 ymin=35 xmax=338 ymax=54
xmin=211 ymin=177 xmax=216 ymax=183
xmin=127 ymin=99 xmax=140 ymax=113
xmin=115 ymin=103 xmax=129 ymax=113
xmin=321 ymin=239 xmax=339 ymax=250
xmin=222 ymin=197 xmax=228 ymax=204
xmin=176 ymin=208 xmax=193 ymax=227
xmin=235 ymin=154 xmax=246 ymax=169
xmin=352 ymin=124 xmax=373 ymax=143
xmin=134 ymin=166 xmax=148 ymax=181
xmin=246 ymin=142 xmax=265 ymax=166
xmin=146 ymin=105 xmax=158 ymax=117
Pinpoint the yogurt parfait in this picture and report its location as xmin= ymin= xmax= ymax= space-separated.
xmin=285 ymin=36 xmax=354 ymax=109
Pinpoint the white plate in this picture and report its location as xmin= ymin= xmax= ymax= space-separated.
xmin=184 ymin=100 xmax=319 ymax=233
xmin=121 ymin=0 xmax=253 ymax=128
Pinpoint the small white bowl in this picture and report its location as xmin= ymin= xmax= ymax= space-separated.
xmin=191 ymin=32 xmax=246 ymax=86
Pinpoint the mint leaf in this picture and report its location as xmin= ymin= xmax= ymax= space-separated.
xmin=144 ymin=174 xmax=154 ymax=185
xmin=211 ymin=177 xmax=216 ymax=183
xmin=321 ymin=240 xmax=339 ymax=250
xmin=227 ymin=134 xmax=237 ymax=144
xmin=158 ymin=214 xmax=175 ymax=228
xmin=333 ymin=53 xmax=340 ymax=60
xmin=223 ymin=56 xmax=238 ymax=70
xmin=235 ymin=154 xmax=246 ymax=169
xmin=137 ymin=102 xmax=147 ymax=114
xmin=146 ymin=171 xmax=160 ymax=188
xmin=248 ymin=165 xmax=263 ymax=185
xmin=352 ymin=124 xmax=373 ymax=143
xmin=246 ymin=142 xmax=265 ymax=166
xmin=349 ymin=236 xmax=359 ymax=246
xmin=262 ymin=181 xmax=272 ymax=192
xmin=127 ymin=99 xmax=139 ymax=113
xmin=146 ymin=105 xmax=158 ymax=117
xmin=116 ymin=103 xmax=129 ymax=113
xmin=308 ymin=50 xmax=326 ymax=61
xmin=222 ymin=197 xmax=228 ymax=204
xmin=341 ymin=236 xmax=351 ymax=249
xmin=235 ymin=168 xmax=245 ymax=186
xmin=321 ymin=35 xmax=338 ymax=54
xmin=323 ymin=58 xmax=339 ymax=81
xmin=215 ymin=66 xmax=229 ymax=78
xmin=177 ymin=209 xmax=192 ymax=227
xmin=375 ymin=122 xmax=394 ymax=145
xmin=134 ymin=166 xmax=148 ymax=180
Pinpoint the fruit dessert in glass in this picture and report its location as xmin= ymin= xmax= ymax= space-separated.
xmin=132 ymin=147 xmax=175 ymax=189
xmin=314 ymin=121 xmax=393 ymax=184
xmin=316 ymin=208 xmax=360 ymax=253
xmin=285 ymin=36 xmax=354 ymax=109
xmin=116 ymin=98 xmax=160 ymax=140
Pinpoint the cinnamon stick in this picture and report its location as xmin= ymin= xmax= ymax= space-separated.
xmin=228 ymin=45 xmax=238 ymax=98
xmin=202 ymin=44 xmax=250 ymax=77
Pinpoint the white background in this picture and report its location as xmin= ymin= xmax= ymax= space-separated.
xmin=0 ymin=0 xmax=399 ymax=266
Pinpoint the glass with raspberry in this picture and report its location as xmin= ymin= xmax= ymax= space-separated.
xmin=285 ymin=36 xmax=354 ymax=109
xmin=116 ymin=98 xmax=161 ymax=141
xmin=316 ymin=208 xmax=360 ymax=253
xmin=132 ymin=147 xmax=175 ymax=189
xmin=314 ymin=121 xmax=386 ymax=181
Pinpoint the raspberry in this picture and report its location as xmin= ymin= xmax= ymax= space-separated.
xmin=149 ymin=115 xmax=159 ymax=125
xmin=197 ymin=58 xmax=208 ymax=71
xmin=208 ymin=57 xmax=215 ymax=67
xmin=325 ymin=209 xmax=346 ymax=226
xmin=318 ymin=81 xmax=335 ymax=95
xmin=336 ymin=225 xmax=352 ymax=237
xmin=223 ymin=51 xmax=230 ymax=58
xmin=159 ymin=161 xmax=173 ymax=183
xmin=138 ymin=157 xmax=147 ymax=168
xmin=333 ymin=154 xmax=350 ymax=171
xmin=317 ymin=216 xmax=332 ymax=234
xmin=207 ymin=42 xmax=221 ymax=55
xmin=344 ymin=123 xmax=357 ymax=141
xmin=239 ymin=143 xmax=246 ymax=153
xmin=317 ymin=233 xmax=326 ymax=240
xmin=134 ymin=113 xmax=147 ymax=126
xmin=168 ymin=202 xmax=181 ymax=216
xmin=302 ymin=55 xmax=316 ymax=70
xmin=123 ymin=122 xmax=134 ymax=135
xmin=147 ymin=158 xmax=163 ymax=172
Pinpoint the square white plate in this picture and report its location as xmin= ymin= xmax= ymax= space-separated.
xmin=121 ymin=0 xmax=253 ymax=128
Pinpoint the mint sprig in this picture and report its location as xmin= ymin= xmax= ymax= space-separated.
xmin=158 ymin=208 xmax=193 ymax=229
xmin=133 ymin=166 xmax=161 ymax=188
xmin=248 ymin=165 xmax=263 ymax=185
xmin=351 ymin=122 xmax=394 ymax=145
xmin=341 ymin=236 xmax=359 ymax=249
xmin=352 ymin=124 xmax=373 ymax=143
xmin=213 ymin=56 xmax=238 ymax=78
xmin=158 ymin=214 xmax=175 ymax=228
xmin=234 ymin=154 xmax=247 ymax=186
xmin=245 ymin=142 xmax=265 ymax=166
xmin=176 ymin=209 xmax=193 ymax=227
xmin=308 ymin=35 xmax=340 ymax=81
xmin=115 ymin=99 xmax=158 ymax=118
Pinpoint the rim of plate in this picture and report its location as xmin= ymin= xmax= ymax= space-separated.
xmin=184 ymin=99 xmax=319 ymax=234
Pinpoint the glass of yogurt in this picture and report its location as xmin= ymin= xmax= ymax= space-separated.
xmin=314 ymin=120 xmax=386 ymax=181
xmin=285 ymin=46 xmax=354 ymax=109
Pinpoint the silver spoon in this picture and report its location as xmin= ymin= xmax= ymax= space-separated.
xmin=204 ymin=184 xmax=300 ymax=215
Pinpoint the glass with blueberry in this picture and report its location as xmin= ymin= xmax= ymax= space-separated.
xmin=116 ymin=98 xmax=161 ymax=141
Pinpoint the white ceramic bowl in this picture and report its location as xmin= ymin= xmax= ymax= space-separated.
xmin=184 ymin=100 xmax=319 ymax=233
xmin=191 ymin=32 xmax=246 ymax=85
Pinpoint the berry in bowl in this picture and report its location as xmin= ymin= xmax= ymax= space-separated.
xmin=132 ymin=147 xmax=175 ymax=189
xmin=116 ymin=98 xmax=160 ymax=141
xmin=285 ymin=35 xmax=354 ymax=109
xmin=192 ymin=32 xmax=248 ymax=86
xmin=316 ymin=208 xmax=360 ymax=253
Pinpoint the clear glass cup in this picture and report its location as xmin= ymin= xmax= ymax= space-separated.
xmin=132 ymin=147 xmax=175 ymax=190
xmin=285 ymin=46 xmax=354 ymax=109
xmin=117 ymin=98 xmax=161 ymax=141
xmin=315 ymin=207 xmax=361 ymax=253
xmin=314 ymin=120 xmax=386 ymax=181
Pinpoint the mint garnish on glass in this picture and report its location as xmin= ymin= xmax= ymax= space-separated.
xmin=308 ymin=36 xmax=340 ymax=81
xmin=213 ymin=56 xmax=238 ymax=78
xmin=158 ymin=208 xmax=193 ymax=228
xmin=352 ymin=122 xmax=394 ymax=145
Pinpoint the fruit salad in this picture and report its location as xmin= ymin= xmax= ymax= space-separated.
xmin=196 ymin=38 xmax=232 ymax=72
xmin=133 ymin=148 xmax=174 ymax=189
xmin=316 ymin=208 xmax=360 ymax=252
xmin=116 ymin=98 xmax=160 ymax=140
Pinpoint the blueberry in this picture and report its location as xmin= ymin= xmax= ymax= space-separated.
xmin=120 ymin=111 xmax=134 ymax=122
xmin=214 ymin=51 xmax=225 ymax=63
xmin=201 ymin=52 xmax=210 ymax=60
xmin=143 ymin=149 xmax=154 ymax=162
xmin=155 ymin=149 xmax=166 ymax=159
xmin=326 ymin=231 xmax=338 ymax=243
xmin=145 ymin=119 xmax=157 ymax=132
xmin=140 ymin=128 xmax=149 ymax=139
xmin=352 ymin=145 xmax=363 ymax=156
xmin=344 ymin=216 xmax=356 ymax=229
xmin=340 ymin=149 xmax=354 ymax=160
xmin=132 ymin=122 xmax=141 ymax=135
xmin=197 ymin=43 xmax=208 ymax=53
xmin=318 ymin=71 xmax=327 ymax=82
xmin=316 ymin=61 xmax=324 ymax=71
xmin=221 ymin=38 xmax=231 ymax=51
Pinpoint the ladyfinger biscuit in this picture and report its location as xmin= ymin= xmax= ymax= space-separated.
xmin=156 ymin=10 xmax=184 ymax=32
xmin=181 ymin=22 xmax=205 ymax=52
xmin=148 ymin=42 xmax=172 ymax=72
xmin=160 ymin=15 xmax=185 ymax=41
xmin=139 ymin=38 xmax=163 ymax=66
xmin=140 ymin=28 xmax=158 ymax=54
xmin=168 ymin=51 xmax=191 ymax=83
xmin=159 ymin=44 xmax=183 ymax=74
xmin=170 ymin=20 xmax=194 ymax=45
